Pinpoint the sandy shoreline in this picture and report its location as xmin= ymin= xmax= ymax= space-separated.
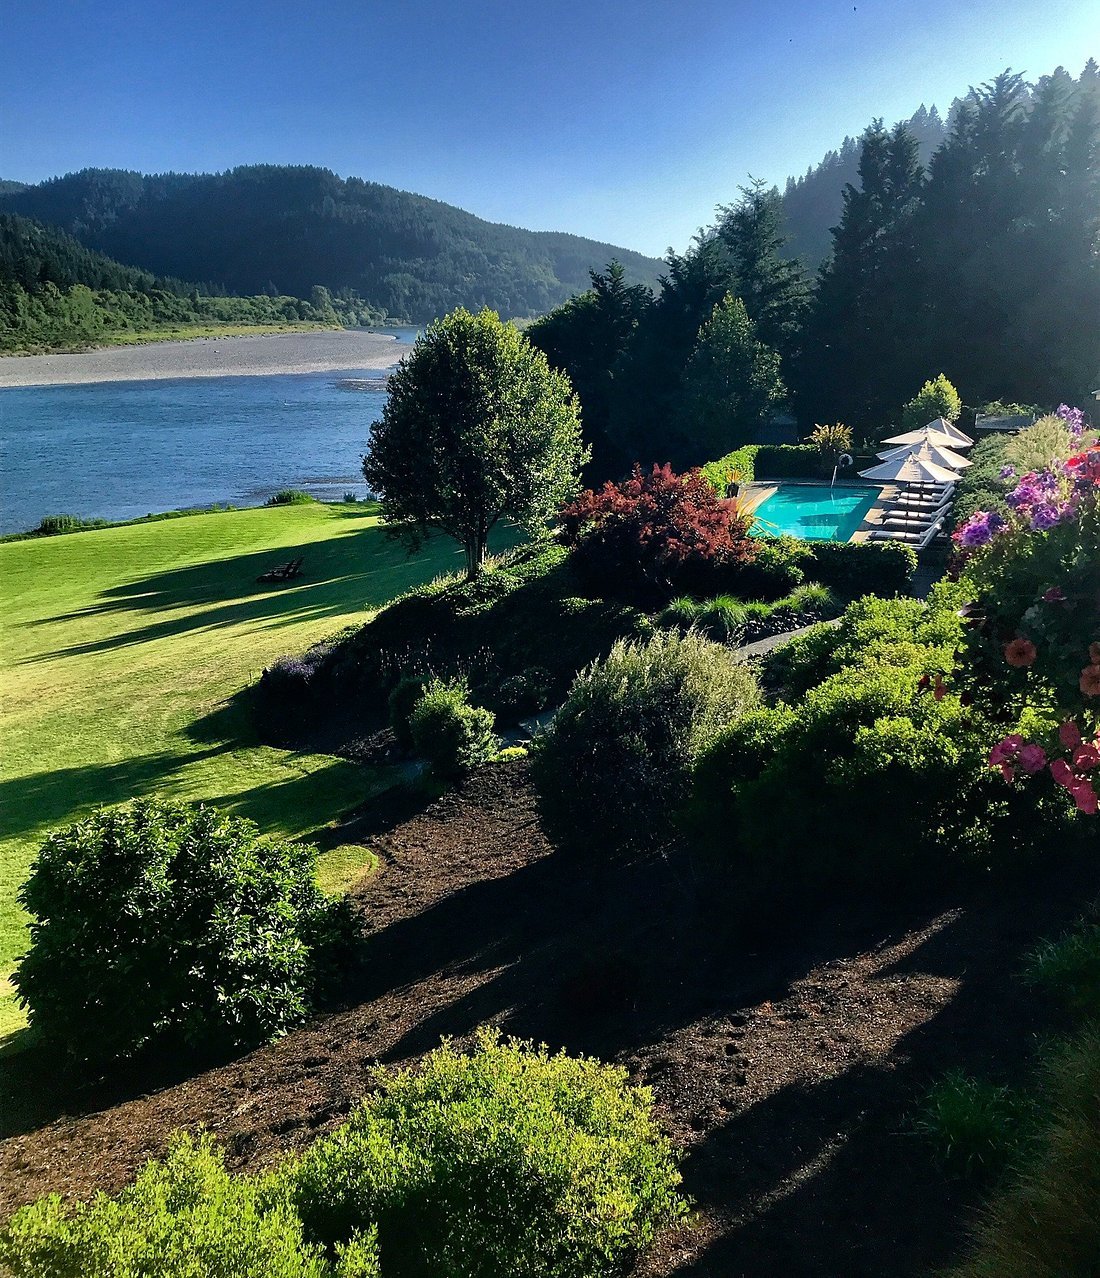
xmin=0 ymin=329 xmax=405 ymax=389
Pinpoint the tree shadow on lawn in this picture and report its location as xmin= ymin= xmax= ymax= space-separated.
xmin=0 ymin=746 xmax=231 ymax=842
xmin=20 ymin=525 xmax=466 ymax=664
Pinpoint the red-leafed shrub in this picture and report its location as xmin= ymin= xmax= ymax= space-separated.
xmin=559 ymin=463 xmax=756 ymax=603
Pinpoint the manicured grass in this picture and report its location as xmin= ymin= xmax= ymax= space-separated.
xmin=0 ymin=502 xmax=473 ymax=1037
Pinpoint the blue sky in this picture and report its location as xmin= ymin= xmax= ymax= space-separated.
xmin=1 ymin=0 xmax=1095 ymax=257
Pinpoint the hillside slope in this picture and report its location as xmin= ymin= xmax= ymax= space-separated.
xmin=2 ymin=166 xmax=664 ymax=321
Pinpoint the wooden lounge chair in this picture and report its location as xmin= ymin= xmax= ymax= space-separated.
xmin=257 ymin=556 xmax=304 ymax=583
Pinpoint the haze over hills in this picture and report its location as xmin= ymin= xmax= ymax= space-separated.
xmin=0 ymin=166 xmax=664 ymax=323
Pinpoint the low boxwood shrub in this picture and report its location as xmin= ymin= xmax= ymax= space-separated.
xmin=531 ymin=629 xmax=761 ymax=849
xmin=701 ymin=443 xmax=760 ymax=490
xmin=0 ymin=1134 xmax=375 ymax=1278
xmin=290 ymin=1030 xmax=686 ymax=1278
xmin=408 ymin=677 xmax=499 ymax=776
xmin=12 ymin=799 xmax=350 ymax=1067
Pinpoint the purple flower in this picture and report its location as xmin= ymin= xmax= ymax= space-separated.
xmin=1029 ymin=502 xmax=1062 ymax=532
xmin=1056 ymin=403 xmax=1087 ymax=437
xmin=999 ymin=465 xmax=1016 ymax=480
xmin=954 ymin=511 xmax=998 ymax=547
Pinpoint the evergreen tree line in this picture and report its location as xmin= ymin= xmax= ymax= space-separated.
xmin=528 ymin=62 xmax=1100 ymax=481
xmin=0 ymin=213 xmax=388 ymax=352
xmin=0 ymin=165 xmax=663 ymax=325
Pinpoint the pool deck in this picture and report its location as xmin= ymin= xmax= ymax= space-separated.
xmin=740 ymin=479 xmax=898 ymax=543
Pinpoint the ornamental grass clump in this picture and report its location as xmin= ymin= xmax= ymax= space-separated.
xmin=531 ymin=629 xmax=760 ymax=849
xmin=13 ymin=799 xmax=350 ymax=1068
xmin=290 ymin=1029 xmax=686 ymax=1278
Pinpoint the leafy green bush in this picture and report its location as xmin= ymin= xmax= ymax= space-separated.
xmin=387 ymin=674 xmax=429 ymax=752
xmin=721 ymin=535 xmax=810 ymax=600
xmin=408 ymin=677 xmax=499 ymax=776
xmin=0 ymin=1134 xmax=377 ymax=1278
xmin=13 ymin=799 xmax=348 ymax=1067
xmin=951 ymin=434 xmax=1013 ymax=529
xmin=291 ymin=1030 xmax=686 ymax=1278
xmin=947 ymin=1029 xmax=1100 ymax=1278
xmin=1004 ymin=415 xmax=1077 ymax=475
xmin=691 ymin=586 xmax=1058 ymax=891
xmin=33 ymin=514 xmax=106 ymax=535
xmin=532 ymin=630 xmax=760 ymax=849
xmin=914 ymin=1071 xmax=1025 ymax=1177
xmin=660 ymin=584 xmax=837 ymax=645
xmin=753 ymin=444 xmax=821 ymax=478
xmin=1024 ymin=920 xmax=1100 ymax=1019
xmin=701 ymin=443 xmax=760 ymax=490
xmin=900 ymin=373 xmax=962 ymax=431
xmin=266 ymin=489 xmax=316 ymax=506
xmin=802 ymin=539 xmax=917 ymax=599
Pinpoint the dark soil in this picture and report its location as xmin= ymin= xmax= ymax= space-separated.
xmin=1 ymin=760 xmax=1096 ymax=1277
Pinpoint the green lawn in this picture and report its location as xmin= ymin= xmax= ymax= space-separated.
xmin=0 ymin=502 xmax=472 ymax=1037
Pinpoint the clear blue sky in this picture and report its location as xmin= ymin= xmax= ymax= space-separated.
xmin=1 ymin=0 xmax=1095 ymax=257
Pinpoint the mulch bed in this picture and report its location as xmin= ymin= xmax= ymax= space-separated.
xmin=1 ymin=759 xmax=1096 ymax=1276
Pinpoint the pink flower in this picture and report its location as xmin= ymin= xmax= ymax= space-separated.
xmin=1080 ymin=665 xmax=1100 ymax=697
xmin=1004 ymin=637 xmax=1037 ymax=668
xmin=1059 ymin=721 xmax=1083 ymax=750
xmin=1042 ymin=586 xmax=1066 ymax=602
xmin=989 ymin=735 xmax=1023 ymax=767
xmin=1073 ymin=742 xmax=1100 ymax=772
xmin=1000 ymin=763 xmax=1016 ymax=782
xmin=1017 ymin=744 xmax=1048 ymax=774
xmin=1051 ymin=758 xmax=1076 ymax=789
xmin=1074 ymin=780 xmax=1099 ymax=815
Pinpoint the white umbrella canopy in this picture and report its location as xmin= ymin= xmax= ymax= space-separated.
xmin=859 ymin=452 xmax=961 ymax=485
xmin=876 ymin=440 xmax=973 ymax=469
xmin=881 ymin=426 xmax=965 ymax=451
xmin=922 ymin=417 xmax=974 ymax=447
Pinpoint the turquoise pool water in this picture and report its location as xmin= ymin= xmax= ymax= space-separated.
xmin=749 ymin=484 xmax=881 ymax=541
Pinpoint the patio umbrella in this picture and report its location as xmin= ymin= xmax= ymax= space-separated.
xmin=918 ymin=417 xmax=974 ymax=447
xmin=858 ymin=452 xmax=960 ymax=486
xmin=876 ymin=440 xmax=972 ymax=469
xmin=881 ymin=425 xmax=966 ymax=451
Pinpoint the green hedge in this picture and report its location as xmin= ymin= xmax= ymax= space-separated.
xmin=802 ymin=539 xmax=917 ymax=598
xmin=701 ymin=444 xmax=759 ymax=490
xmin=753 ymin=444 xmax=821 ymax=478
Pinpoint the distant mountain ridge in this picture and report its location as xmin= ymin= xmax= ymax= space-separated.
xmin=0 ymin=166 xmax=664 ymax=322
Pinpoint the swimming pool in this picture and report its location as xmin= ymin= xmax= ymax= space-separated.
xmin=748 ymin=484 xmax=881 ymax=542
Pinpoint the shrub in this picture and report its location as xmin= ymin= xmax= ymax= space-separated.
xmin=33 ymin=514 xmax=104 ymax=535
xmin=0 ymin=1134 xmax=377 ymax=1278
xmin=914 ymin=1071 xmax=1025 ymax=1177
xmin=951 ymin=433 xmax=1013 ymax=529
xmin=947 ymin=1030 xmax=1100 ymax=1278
xmin=1024 ymin=920 xmax=1100 ymax=1019
xmin=408 ymin=677 xmax=499 ymax=776
xmin=802 ymin=539 xmax=917 ymax=599
xmin=900 ymin=373 xmax=962 ymax=431
xmin=559 ymin=463 xmax=756 ymax=605
xmin=1004 ymin=415 xmax=1077 ymax=476
xmin=266 ymin=489 xmax=316 ymax=505
xmin=387 ymin=674 xmax=429 ymax=752
xmin=12 ymin=799 xmax=348 ymax=1066
xmin=531 ymin=630 xmax=760 ymax=849
xmin=291 ymin=1030 xmax=686 ymax=1278
xmin=752 ymin=444 xmax=820 ymax=478
xmin=701 ymin=443 xmax=759 ymax=491
xmin=721 ymin=536 xmax=810 ymax=600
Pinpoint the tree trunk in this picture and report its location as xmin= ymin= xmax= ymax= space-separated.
xmin=464 ymin=534 xmax=486 ymax=580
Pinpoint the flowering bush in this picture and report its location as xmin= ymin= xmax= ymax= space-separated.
xmin=952 ymin=407 xmax=1099 ymax=813
xmin=559 ymin=463 xmax=756 ymax=604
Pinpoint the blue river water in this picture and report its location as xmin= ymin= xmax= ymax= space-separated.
xmin=0 ymin=332 xmax=418 ymax=535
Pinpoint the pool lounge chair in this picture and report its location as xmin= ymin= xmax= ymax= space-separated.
xmin=894 ymin=490 xmax=953 ymax=512
xmin=868 ymin=517 xmax=944 ymax=550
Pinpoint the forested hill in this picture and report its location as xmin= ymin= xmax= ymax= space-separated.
xmin=780 ymin=104 xmax=948 ymax=267
xmin=0 ymin=166 xmax=664 ymax=322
